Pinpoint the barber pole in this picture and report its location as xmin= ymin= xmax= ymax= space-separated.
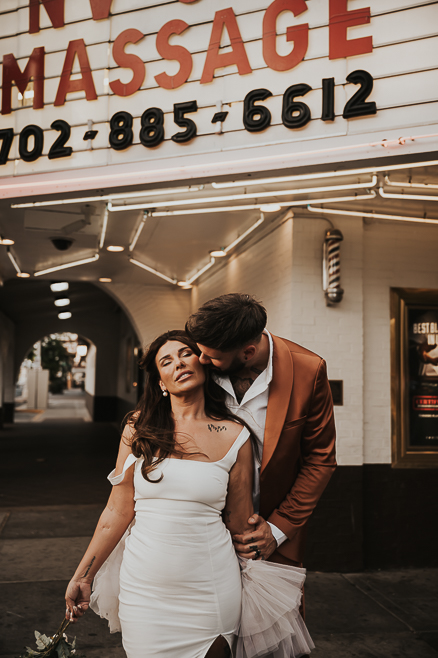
xmin=323 ymin=228 xmax=344 ymax=305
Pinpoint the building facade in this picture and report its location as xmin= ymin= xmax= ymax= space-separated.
xmin=0 ymin=0 xmax=437 ymax=569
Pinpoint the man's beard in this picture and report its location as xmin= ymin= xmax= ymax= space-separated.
xmin=211 ymin=355 xmax=246 ymax=376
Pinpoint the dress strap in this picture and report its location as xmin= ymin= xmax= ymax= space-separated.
xmin=221 ymin=427 xmax=251 ymax=469
xmin=107 ymin=453 xmax=137 ymax=486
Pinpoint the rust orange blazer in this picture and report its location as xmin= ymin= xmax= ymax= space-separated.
xmin=260 ymin=334 xmax=337 ymax=565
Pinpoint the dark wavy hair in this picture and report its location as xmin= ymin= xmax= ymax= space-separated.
xmin=185 ymin=293 xmax=267 ymax=351
xmin=126 ymin=330 xmax=259 ymax=482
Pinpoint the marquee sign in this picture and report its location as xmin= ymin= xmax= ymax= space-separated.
xmin=0 ymin=0 xmax=437 ymax=196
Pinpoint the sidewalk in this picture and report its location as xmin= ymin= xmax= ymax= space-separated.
xmin=14 ymin=390 xmax=92 ymax=423
xmin=1 ymin=504 xmax=436 ymax=658
xmin=1 ymin=421 xmax=437 ymax=657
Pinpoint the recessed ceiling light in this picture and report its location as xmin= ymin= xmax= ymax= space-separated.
xmin=17 ymin=272 xmax=30 ymax=278
xmin=107 ymin=245 xmax=124 ymax=252
xmin=0 ymin=238 xmax=14 ymax=245
xmin=209 ymin=250 xmax=227 ymax=258
xmin=260 ymin=203 xmax=282 ymax=212
xmin=58 ymin=311 xmax=72 ymax=320
xmin=99 ymin=277 xmax=112 ymax=283
xmin=54 ymin=298 xmax=70 ymax=307
xmin=50 ymin=282 xmax=69 ymax=292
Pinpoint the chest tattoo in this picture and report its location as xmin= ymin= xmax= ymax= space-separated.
xmin=230 ymin=376 xmax=254 ymax=403
xmin=208 ymin=424 xmax=227 ymax=432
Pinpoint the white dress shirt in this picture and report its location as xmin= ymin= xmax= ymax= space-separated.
xmin=213 ymin=332 xmax=287 ymax=547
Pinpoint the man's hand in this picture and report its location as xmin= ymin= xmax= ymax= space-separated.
xmin=233 ymin=514 xmax=277 ymax=560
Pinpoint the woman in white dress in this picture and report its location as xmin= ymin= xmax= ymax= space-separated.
xmin=65 ymin=330 xmax=313 ymax=658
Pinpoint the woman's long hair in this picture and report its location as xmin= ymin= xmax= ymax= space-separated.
xmin=126 ymin=330 xmax=259 ymax=482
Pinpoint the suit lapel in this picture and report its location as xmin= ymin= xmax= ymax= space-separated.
xmin=261 ymin=334 xmax=294 ymax=473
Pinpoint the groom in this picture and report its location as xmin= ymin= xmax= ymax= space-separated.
xmin=186 ymin=293 xmax=336 ymax=567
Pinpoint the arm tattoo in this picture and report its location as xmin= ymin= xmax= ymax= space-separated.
xmin=208 ymin=424 xmax=227 ymax=432
xmin=83 ymin=556 xmax=95 ymax=578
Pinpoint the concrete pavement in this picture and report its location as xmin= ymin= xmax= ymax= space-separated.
xmin=1 ymin=415 xmax=437 ymax=657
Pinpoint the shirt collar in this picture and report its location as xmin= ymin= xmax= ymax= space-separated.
xmin=213 ymin=330 xmax=273 ymax=404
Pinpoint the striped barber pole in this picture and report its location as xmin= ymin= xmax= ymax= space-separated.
xmin=323 ymin=229 xmax=344 ymax=305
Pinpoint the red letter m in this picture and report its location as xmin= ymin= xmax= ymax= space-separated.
xmin=29 ymin=0 xmax=64 ymax=34
xmin=2 ymin=48 xmax=45 ymax=115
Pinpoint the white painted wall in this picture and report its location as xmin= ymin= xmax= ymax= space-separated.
xmin=363 ymin=220 xmax=438 ymax=464
xmin=193 ymin=214 xmax=294 ymax=338
xmin=289 ymin=214 xmax=364 ymax=467
xmin=190 ymin=210 xmax=438 ymax=466
xmin=108 ymin=283 xmax=191 ymax=347
xmin=0 ymin=309 xmax=15 ymax=405
xmin=85 ymin=343 xmax=96 ymax=396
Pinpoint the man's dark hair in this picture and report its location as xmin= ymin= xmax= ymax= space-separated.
xmin=185 ymin=293 xmax=267 ymax=351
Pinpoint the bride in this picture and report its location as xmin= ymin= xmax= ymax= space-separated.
xmin=65 ymin=330 xmax=313 ymax=658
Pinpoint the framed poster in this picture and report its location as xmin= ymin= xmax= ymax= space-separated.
xmin=391 ymin=288 xmax=438 ymax=468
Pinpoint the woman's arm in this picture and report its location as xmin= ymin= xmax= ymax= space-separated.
xmin=65 ymin=426 xmax=135 ymax=622
xmin=222 ymin=438 xmax=254 ymax=540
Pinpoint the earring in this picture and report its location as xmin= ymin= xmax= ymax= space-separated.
xmin=162 ymin=390 xmax=168 ymax=397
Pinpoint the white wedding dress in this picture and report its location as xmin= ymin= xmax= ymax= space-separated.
xmin=90 ymin=427 xmax=314 ymax=658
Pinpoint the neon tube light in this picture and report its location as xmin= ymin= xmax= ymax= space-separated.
xmin=224 ymin=216 xmax=265 ymax=254
xmin=307 ymin=206 xmax=438 ymax=225
xmin=7 ymin=249 xmax=21 ymax=274
xmin=151 ymin=204 xmax=262 ymax=216
xmin=129 ymin=212 xmax=148 ymax=252
xmin=11 ymin=186 xmax=204 ymax=209
xmin=99 ymin=205 xmax=109 ymax=250
xmin=34 ymin=254 xmax=100 ymax=277
xmin=186 ymin=258 xmax=216 ymax=285
xmin=379 ymin=187 xmax=438 ymax=202
xmin=107 ymin=179 xmax=376 ymax=213
xmin=384 ymin=176 xmax=438 ymax=191
xmin=129 ymin=258 xmax=177 ymax=285
xmin=212 ymin=159 xmax=438 ymax=189
xmin=150 ymin=194 xmax=376 ymax=217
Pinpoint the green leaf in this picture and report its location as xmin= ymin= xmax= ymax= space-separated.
xmin=34 ymin=631 xmax=52 ymax=650
xmin=55 ymin=639 xmax=72 ymax=658
xmin=22 ymin=648 xmax=41 ymax=657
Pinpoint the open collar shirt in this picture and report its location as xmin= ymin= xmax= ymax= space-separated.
xmin=213 ymin=331 xmax=287 ymax=546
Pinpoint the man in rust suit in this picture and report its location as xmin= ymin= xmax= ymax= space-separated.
xmin=186 ymin=293 xmax=336 ymax=568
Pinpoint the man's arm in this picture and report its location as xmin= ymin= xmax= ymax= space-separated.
xmin=234 ymin=358 xmax=336 ymax=558
xmin=267 ymin=358 xmax=336 ymax=541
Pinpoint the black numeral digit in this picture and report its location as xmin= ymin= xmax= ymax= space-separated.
xmin=343 ymin=70 xmax=376 ymax=119
xmin=243 ymin=89 xmax=272 ymax=133
xmin=48 ymin=119 xmax=73 ymax=159
xmin=19 ymin=125 xmax=44 ymax=162
xmin=172 ymin=101 xmax=198 ymax=143
xmin=282 ymin=83 xmax=312 ymax=129
xmin=109 ymin=111 xmax=134 ymax=150
xmin=0 ymin=129 xmax=14 ymax=165
xmin=140 ymin=108 xmax=165 ymax=148
xmin=322 ymin=78 xmax=335 ymax=122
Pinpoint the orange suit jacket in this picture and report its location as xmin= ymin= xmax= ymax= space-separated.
xmin=260 ymin=334 xmax=337 ymax=565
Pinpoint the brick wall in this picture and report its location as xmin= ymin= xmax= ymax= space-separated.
xmin=107 ymin=284 xmax=191 ymax=347
xmin=194 ymin=214 xmax=294 ymax=339
xmin=363 ymin=220 xmax=438 ymax=463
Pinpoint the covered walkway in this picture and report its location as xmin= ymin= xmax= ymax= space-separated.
xmin=1 ymin=420 xmax=437 ymax=657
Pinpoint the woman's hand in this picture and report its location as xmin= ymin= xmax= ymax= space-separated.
xmin=65 ymin=579 xmax=91 ymax=623
xmin=233 ymin=514 xmax=277 ymax=560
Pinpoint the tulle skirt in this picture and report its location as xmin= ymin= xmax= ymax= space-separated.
xmin=90 ymin=531 xmax=314 ymax=657
xmin=236 ymin=557 xmax=314 ymax=658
